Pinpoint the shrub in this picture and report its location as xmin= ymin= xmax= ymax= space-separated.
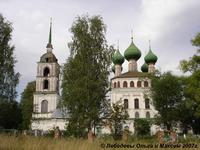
xmin=134 ymin=119 xmax=150 ymax=137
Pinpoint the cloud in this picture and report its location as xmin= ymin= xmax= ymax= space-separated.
xmin=0 ymin=0 xmax=199 ymax=100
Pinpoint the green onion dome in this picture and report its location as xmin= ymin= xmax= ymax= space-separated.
xmin=144 ymin=49 xmax=158 ymax=64
xmin=141 ymin=63 xmax=148 ymax=72
xmin=112 ymin=50 xmax=125 ymax=65
xmin=112 ymin=65 xmax=115 ymax=73
xmin=124 ymin=38 xmax=141 ymax=61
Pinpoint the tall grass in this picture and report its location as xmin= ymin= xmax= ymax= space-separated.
xmin=0 ymin=135 xmax=199 ymax=150
xmin=0 ymin=135 xmax=100 ymax=150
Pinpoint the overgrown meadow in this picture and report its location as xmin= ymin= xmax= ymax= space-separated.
xmin=0 ymin=135 xmax=199 ymax=150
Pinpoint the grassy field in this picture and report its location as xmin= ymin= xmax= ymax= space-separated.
xmin=0 ymin=135 xmax=199 ymax=150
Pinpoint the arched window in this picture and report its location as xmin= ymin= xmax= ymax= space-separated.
xmin=123 ymin=81 xmax=127 ymax=88
xmin=117 ymin=81 xmax=120 ymax=88
xmin=146 ymin=112 xmax=150 ymax=118
xmin=130 ymin=81 xmax=134 ymax=87
xmin=41 ymin=100 xmax=48 ymax=113
xmin=134 ymin=98 xmax=139 ymax=109
xmin=124 ymin=99 xmax=128 ymax=109
xmin=45 ymin=58 xmax=49 ymax=62
xmin=135 ymin=112 xmax=139 ymax=118
xmin=43 ymin=80 xmax=49 ymax=89
xmin=114 ymin=82 xmax=117 ymax=88
xmin=43 ymin=67 xmax=50 ymax=77
xmin=145 ymin=99 xmax=150 ymax=109
xmin=137 ymin=81 xmax=141 ymax=87
xmin=144 ymin=81 xmax=148 ymax=87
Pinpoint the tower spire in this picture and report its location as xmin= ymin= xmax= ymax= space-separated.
xmin=49 ymin=18 xmax=52 ymax=44
xmin=131 ymin=30 xmax=133 ymax=42
xmin=117 ymin=40 xmax=119 ymax=51
xmin=46 ymin=18 xmax=53 ymax=49
xmin=149 ymin=40 xmax=151 ymax=50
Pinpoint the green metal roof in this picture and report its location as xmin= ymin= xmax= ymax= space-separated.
xmin=111 ymin=71 xmax=149 ymax=79
xmin=124 ymin=38 xmax=141 ymax=61
xmin=141 ymin=62 xmax=148 ymax=72
xmin=144 ymin=49 xmax=158 ymax=64
xmin=112 ymin=50 xmax=125 ymax=65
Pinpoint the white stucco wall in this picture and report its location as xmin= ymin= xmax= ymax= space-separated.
xmin=33 ymin=94 xmax=60 ymax=113
xmin=31 ymin=119 xmax=67 ymax=131
xmin=110 ymin=76 xmax=158 ymax=134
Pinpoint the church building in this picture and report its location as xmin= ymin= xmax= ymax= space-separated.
xmin=110 ymin=37 xmax=159 ymax=134
xmin=31 ymin=21 xmax=159 ymax=134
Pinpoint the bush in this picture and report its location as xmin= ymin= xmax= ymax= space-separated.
xmin=134 ymin=119 xmax=150 ymax=137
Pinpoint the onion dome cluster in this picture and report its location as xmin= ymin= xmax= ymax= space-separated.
xmin=111 ymin=36 xmax=158 ymax=73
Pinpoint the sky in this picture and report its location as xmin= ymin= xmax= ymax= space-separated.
xmin=0 ymin=0 xmax=200 ymax=101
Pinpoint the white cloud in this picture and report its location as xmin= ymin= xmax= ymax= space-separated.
xmin=136 ymin=0 xmax=189 ymax=40
xmin=0 ymin=0 xmax=199 ymax=100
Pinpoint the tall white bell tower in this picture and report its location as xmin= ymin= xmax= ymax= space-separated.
xmin=32 ymin=20 xmax=60 ymax=119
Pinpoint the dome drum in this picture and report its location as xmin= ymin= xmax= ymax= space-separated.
xmin=128 ymin=59 xmax=138 ymax=72
xmin=114 ymin=64 xmax=123 ymax=76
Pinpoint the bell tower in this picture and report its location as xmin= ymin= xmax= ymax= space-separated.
xmin=32 ymin=19 xmax=60 ymax=119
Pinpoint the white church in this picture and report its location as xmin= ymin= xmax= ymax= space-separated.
xmin=110 ymin=36 xmax=159 ymax=134
xmin=31 ymin=21 xmax=159 ymax=135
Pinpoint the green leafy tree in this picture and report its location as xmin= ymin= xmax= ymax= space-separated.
xmin=107 ymin=100 xmax=129 ymax=140
xmin=20 ymin=81 xmax=35 ymax=130
xmin=179 ymin=33 xmax=200 ymax=134
xmin=0 ymin=100 xmax=21 ymax=129
xmin=0 ymin=14 xmax=20 ymax=129
xmin=180 ymin=33 xmax=200 ymax=73
xmin=0 ymin=14 xmax=20 ymax=102
xmin=62 ymin=15 xmax=113 ymax=138
xmin=151 ymin=72 xmax=184 ymax=130
xmin=134 ymin=119 xmax=150 ymax=137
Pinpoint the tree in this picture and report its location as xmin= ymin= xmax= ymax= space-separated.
xmin=62 ymin=15 xmax=113 ymax=138
xmin=20 ymin=81 xmax=35 ymax=130
xmin=151 ymin=72 xmax=184 ymax=130
xmin=180 ymin=33 xmax=200 ymax=73
xmin=134 ymin=119 xmax=150 ymax=137
xmin=0 ymin=14 xmax=20 ymax=129
xmin=0 ymin=14 xmax=20 ymax=102
xmin=107 ymin=100 xmax=129 ymax=140
xmin=179 ymin=33 xmax=200 ymax=134
xmin=0 ymin=100 xmax=21 ymax=129
xmin=180 ymin=51 xmax=200 ymax=73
